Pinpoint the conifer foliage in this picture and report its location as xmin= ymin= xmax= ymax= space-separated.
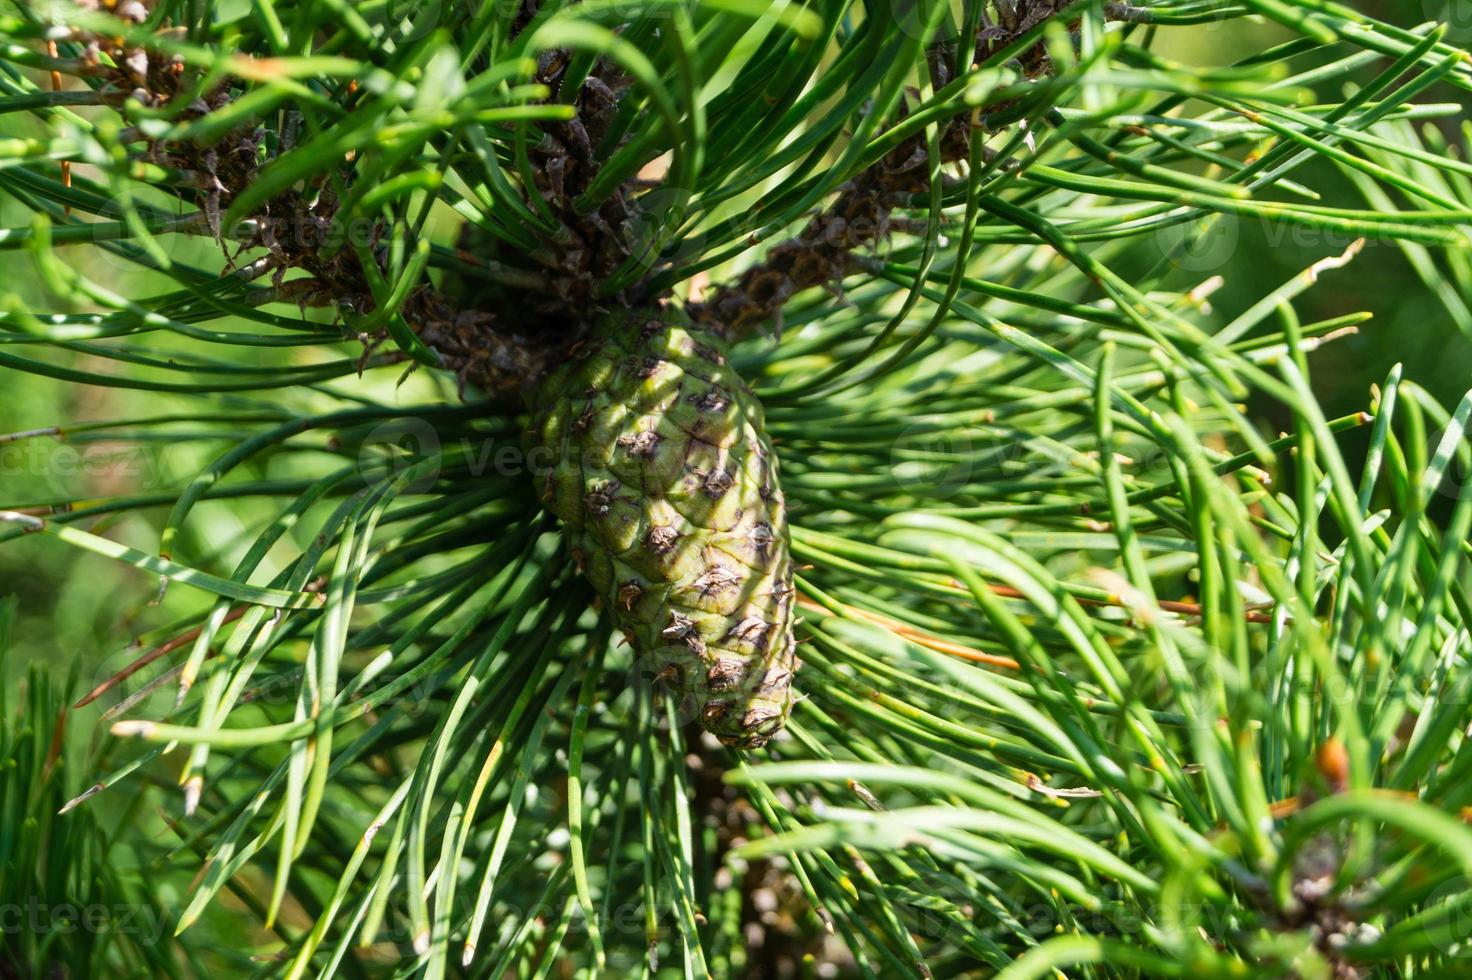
xmin=3 ymin=0 xmax=1472 ymax=975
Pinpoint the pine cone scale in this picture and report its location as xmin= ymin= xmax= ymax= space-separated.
xmin=527 ymin=310 xmax=797 ymax=748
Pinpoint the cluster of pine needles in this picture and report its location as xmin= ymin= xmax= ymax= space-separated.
xmin=4 ymin=0 xmax=1472 ymax=976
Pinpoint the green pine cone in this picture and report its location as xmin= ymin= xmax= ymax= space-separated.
xmin=526 ymin=309 xmax=797 ymax=748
